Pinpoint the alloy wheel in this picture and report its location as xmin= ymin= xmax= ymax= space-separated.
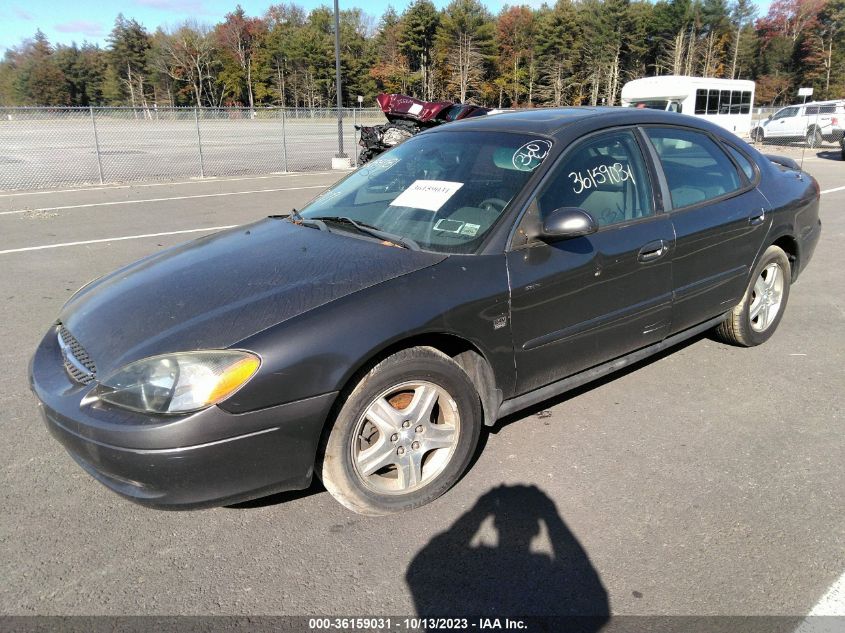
xmin=351 ymin=381 xmax=461 ymax=494
xmin=749 ymin=262 xmax=784 ymax=332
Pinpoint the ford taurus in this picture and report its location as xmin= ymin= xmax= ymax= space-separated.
xmin=29 ymin=108 xmax=821 ymax=515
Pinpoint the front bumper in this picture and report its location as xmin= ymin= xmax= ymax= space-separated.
xmin=30 ymin=327 xmax=337 ymax=509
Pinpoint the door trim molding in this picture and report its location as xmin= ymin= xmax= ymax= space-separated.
xmin=497 ymin=312 xmax=728 ymax=420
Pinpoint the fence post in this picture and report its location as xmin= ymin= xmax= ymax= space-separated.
xmin=194 ymin=107 xmax=205 ymax=178
xmin=89 ymin=106 xmax=104 ymax=185
xmin=281 ymin=107 xmax=289 ymax=173
xmin=353 ymin=108 xmax=358 ymax=168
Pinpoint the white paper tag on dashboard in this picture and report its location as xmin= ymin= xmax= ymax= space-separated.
xmin=390 ymin=180 xmax=464 ymax=212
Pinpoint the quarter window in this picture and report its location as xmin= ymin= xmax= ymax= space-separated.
xmin=724 ymin=144 xmax=755 ymax=181
xmin=532 ymin=130 xmax=654 ymax=228
xmin=645 ymin=128 xmax=742 ymax=209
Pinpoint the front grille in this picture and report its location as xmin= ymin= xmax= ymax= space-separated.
xmin=57 ymin=324 xmax=97 ymax=385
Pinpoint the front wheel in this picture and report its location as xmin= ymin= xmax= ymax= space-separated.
xmin=715 ymin=245 xmax=791 ymax=346
xmin=318 ymin=347 xmax=482 ymax=515
xmin=751 ymin=127 xmax=764 ymax=143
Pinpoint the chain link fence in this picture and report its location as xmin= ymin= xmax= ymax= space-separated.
xmin=0 ymin=106 xmax=385 ymax=190
xmin=1 ymin=105 xmax=841 ymax=191
xmin=745 ymin=104 xmax=844 ymax=166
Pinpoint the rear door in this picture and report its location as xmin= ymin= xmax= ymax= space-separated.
xmin=642 ymin=127 xmax=770 ymax=333
xmin=507 ymin=128 xmax=674 ymax=395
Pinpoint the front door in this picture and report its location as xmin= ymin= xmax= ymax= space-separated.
xmin=507 ymin=128 xmax=674 ymax=396
xmin=766 ymin=107 xmax=800 ymax=139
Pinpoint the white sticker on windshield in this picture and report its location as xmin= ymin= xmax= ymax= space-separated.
xmin=461 ymin=223 xmax=480 ymax=236
xmin=390 ymin=180 xmax=464 ymax=212
xmin=408 ymin=103 xmax=424 ymax=115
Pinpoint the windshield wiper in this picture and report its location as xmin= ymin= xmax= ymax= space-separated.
xmin=310 ymin=216 xmax=420 ymax=251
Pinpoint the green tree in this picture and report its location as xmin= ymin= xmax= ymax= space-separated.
xmin=107 ymin=15 xmax=152 ymax=108
xmin=12 ymin=31 xmax=71 ymax=105
xmin=434 ymin=0 xmax=495 ymax=102
xmin=399 ymin=0 xmax=440 ymax=99
xmin=534 ymin=0 xmax=583 ymax=105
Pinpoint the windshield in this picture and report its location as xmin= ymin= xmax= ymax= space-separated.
xmin=299 ymin=131 xmax=552 ymax=254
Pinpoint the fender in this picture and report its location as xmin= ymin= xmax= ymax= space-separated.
xmin=224 ymin=255 xmax=516 ymax=414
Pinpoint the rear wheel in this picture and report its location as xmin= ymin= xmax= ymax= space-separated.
xmin=806 ymin=127 xmax=822 ymax=148
xmin=715 ymin=245 xmax=791 ymax=347
xmin=318 ymin=346 xmax=482 ymax=515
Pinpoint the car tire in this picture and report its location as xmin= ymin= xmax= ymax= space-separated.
xmin=806 ymin=128 xmax=822 ymax=148
xmin=715 ymin=245 xmax=791 ymax=347
xmin=317 ymin=346 xmax=482 ymax=515
xmin=751 ymin=128 xmax=764 ymax=143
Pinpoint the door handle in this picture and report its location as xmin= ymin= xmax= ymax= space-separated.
xmin=749 ymin=211 xmax=766 ymax=226
xmin=638 ymin=239 xmax=668 ymax=262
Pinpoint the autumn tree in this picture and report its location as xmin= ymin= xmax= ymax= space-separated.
xmin=497 ymin=6 xmax=535 ymax=106
xmin=216 ymin=6 xmax=266 ymax=109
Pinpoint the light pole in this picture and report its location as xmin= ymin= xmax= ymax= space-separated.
xmin=332 ymin=0 xmax=347 ymax=168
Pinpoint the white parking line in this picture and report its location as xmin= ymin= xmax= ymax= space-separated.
xmin=0 ymin=172 xmax=335 ymax=197
xmin=0 ymin=185 xmax=328 ymax=215
xmin=808 ymin=570 xmax=845 ymax=614
xmin=0 ymin=226 xmax=238 ymax=255
xmin=793 ymin=570 xmax=845 ymax=632
xmin=0 ymin=181 xmax=839 ymax=256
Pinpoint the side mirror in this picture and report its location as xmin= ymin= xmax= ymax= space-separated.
xmin=539 ymin=207 xmax=598 ymax=240
xmin=767 ymin=115 xmax=773 ymax=121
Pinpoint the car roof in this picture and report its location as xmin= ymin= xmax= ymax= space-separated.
xmin=424 ymin=106 xmax=726 ymax=139
xmin=781 ymin=100 xmax=845 ymax=108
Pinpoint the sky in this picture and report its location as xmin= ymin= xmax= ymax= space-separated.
xmin=0 ymin=0 xmax=774 ymax=54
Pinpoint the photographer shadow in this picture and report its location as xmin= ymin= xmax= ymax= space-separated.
xmin=406 ymin=485 xmax=609 ymax=630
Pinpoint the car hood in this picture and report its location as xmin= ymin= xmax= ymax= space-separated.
xmin=59 ymin=218 xmax=446 ymax=376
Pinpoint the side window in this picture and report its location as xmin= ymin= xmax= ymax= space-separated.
xmin=695 ymin=90 xmax=708 ymax=115
xmin=533 ymin=130 xmax=654 ymax=228
xmin=724 ymin=144 xmax=755 ymax=181
xmin=719 ymin=90 xmax=731 ymax=114
xmin=707 ymin=90 xmax=719 ymax=114
xmin=645 ymin=128 xmax=742 ymax=209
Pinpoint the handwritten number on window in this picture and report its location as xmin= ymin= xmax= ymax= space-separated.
xmin=569 ymin=162 xmax=636 ymax=195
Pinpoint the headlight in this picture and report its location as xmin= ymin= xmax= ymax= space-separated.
xmin=85 ymin=351 xmax=260 ymax=414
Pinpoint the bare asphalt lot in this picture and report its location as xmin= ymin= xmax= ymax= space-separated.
xmin=0 ymin=158 xmax=843 ymax=619
xmin=0 ymin=113 xmax=383 ymax=190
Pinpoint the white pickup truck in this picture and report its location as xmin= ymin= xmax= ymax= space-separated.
xmin=751 ymin=100 xmax=844 ymax=147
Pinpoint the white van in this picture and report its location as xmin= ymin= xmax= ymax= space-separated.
xmin=621 ymin=76 xmax=755 ymax=136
